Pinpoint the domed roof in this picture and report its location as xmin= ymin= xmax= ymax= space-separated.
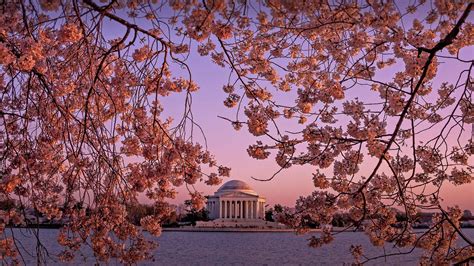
xmin=219 ymin=180 xmax=252 ymax=190
xmin=216 ymin=180 xmax=257 ymax=195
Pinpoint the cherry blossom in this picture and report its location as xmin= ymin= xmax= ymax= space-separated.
xmin=0 ymin=0 xmax=472 ymax=264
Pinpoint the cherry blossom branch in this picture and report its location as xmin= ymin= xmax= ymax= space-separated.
xmin=356 ymin=3 xmax=472 ymax=194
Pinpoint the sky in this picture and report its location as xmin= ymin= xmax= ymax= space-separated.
xmin=159 ymin=45 xmax=474 ymax=211
xmin=101 ymin=5 xmax=474 ymax=211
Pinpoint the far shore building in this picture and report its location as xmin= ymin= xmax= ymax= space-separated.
xmin=206 ymin=180 xmax=266 ymax=220
xmin=197 ymin=180 xmax=286 ymax=229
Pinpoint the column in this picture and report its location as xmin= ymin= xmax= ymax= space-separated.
xmin=250 ymin=201 xmax=254 ymax=219
xmin=209 ymin=201 xmax=212 ymax=218
xmin=248 ymin=200 xmax=251 ymax=219
xmin=219 ymin=201 xmax=222 ymax=219
xmin=256 ymin=201 xmax=259 ymax=219
xmin=234 ymin=201 xmax=237 ymax=218
xmin=207 ymin=201 xmax=210 ymax=218
xmin=249 ymin=200 xmax=251 ymax=219
xmin=222 ymin=201 xmax=225 ymax=219
xmin=255 ymin=201 xmax=258 ymax=219
xmin=235 ymin=201 xmax=237 ymax=218
xmin=242 ymin=201 xmax=246 ymax=219
xmin=256 ymin=201 xmax=258 ymax=219
xmin=248 ymin=201 xmax=251 ymax=219
xmin=231 ymin=201 xmax=234 ymax=218
xmin=254 ymin=201 xmax=257 ymax=219
xmin=250 ymin=201 xmax=253 ymax=219
xmin=238 ymin=201 xmax=242 ymax=219
xmin=236 ymin=201 xmax=239 ymax=219
xmin=244 ymin=201 xmax=247 ymax=219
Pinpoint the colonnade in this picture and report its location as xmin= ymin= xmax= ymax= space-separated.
xmin=217 ymin=199 xmax=265 ymax=219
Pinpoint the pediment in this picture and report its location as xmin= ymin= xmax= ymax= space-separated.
xmin=217 ymin=191 xmax=259 ymax=198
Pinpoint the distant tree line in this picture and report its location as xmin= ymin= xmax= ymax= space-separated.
xmin=0 ymin=199 xmax=211 ymax=228
xmin=126 ymin=199 xmax=210 ymax=227
xmin=264 ymin=204 xmax=474 ymax=229
xmin=265 ymin=204 xmax=352 ymax=228
xmin=2 ymin=199 xmax=472 ymax=229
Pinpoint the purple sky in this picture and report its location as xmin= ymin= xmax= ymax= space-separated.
xmin=104 ymin=6 xmax=474 ymax=211
xmin=158 ymin=46 xmax=474 ymax=211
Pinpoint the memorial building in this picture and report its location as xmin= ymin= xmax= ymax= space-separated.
xmin=205 ymin=180 xmax=266 ymax=220
xmin=197 ymin=180 xmax=286 ymax=228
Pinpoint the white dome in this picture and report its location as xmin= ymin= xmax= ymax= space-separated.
xmin=216 ymin=180 xmax=257 ymax=195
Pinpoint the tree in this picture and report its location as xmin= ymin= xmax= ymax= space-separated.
xmin=126 ymin=203 xmax=156 ymax=225
xmin=161 ymin=210 xmax=179 ymax=228
xmin=0 ymin=0 xmax=472 ymax=264
xmin=265 ymin=207 xmax=274 ymax=221
xmin=461 ymin=209 xmax=473 ymax=221
xmin=0 ymin=199 xmax=17 ymax=211
xmin=265 ymin=204 xmax=288 ymax=222
xmin=181 ymin=199 xmax=209 ymax=226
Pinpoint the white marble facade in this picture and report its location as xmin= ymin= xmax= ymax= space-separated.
xmin=206 ymin=180 xmax=266 ymax=220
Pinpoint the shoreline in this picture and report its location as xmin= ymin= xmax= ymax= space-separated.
xmin=163 ymin=227 xmax=474 ymax=233
xmin=163 ymin=227 xmax=300 ymax=233
xmin=162 ymin=227 xmax=350 ymax=233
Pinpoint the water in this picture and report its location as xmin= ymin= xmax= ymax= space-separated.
xmin=5 ymin=228 xmax=474 ymax=265
xmin=154 ymin=231 xmax=422 ymax=265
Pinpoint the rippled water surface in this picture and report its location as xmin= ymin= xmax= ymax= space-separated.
xmin=6 ymin=228 xmax=474 ymax=265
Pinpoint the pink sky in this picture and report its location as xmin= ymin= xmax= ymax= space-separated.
xmin=158 ymin=46 xmax=474 ymax=211
xmin=105 ymin=6 xmax=474 ymax=211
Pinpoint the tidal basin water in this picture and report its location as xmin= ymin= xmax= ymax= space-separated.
xmin=6 ymin=228 xmax=474 ymax=265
